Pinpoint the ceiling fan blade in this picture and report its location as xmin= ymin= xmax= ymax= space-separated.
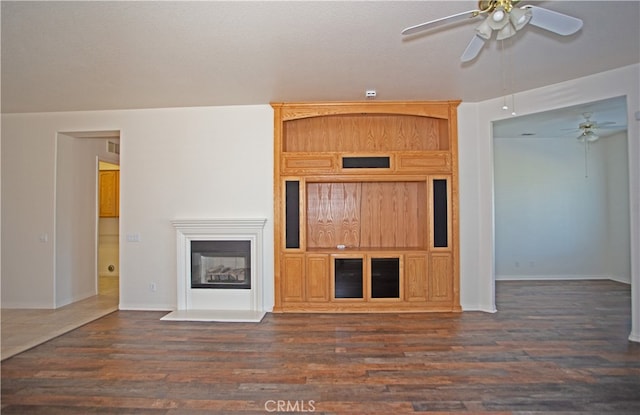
xmin=461 ymin=34 xmax=486 ymax=62
xmin=524 ymin=5 xmax=583 ymax=36
xmin=596 ymin=124 xmax=624 ymax=130
xmin=402 ymin=9 xmax=480 ymax=35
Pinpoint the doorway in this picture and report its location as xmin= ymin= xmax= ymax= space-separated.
xmin=492 ymin=97 xmax=631 ymax=285
xmin=54 ymin=130 xmax=121 ymax=307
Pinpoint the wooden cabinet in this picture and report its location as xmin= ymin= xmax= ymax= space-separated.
xmin=272 ymin=101 xmax=460 ymax=313
xmin=99 ymin=170 xmax=119 ymax=217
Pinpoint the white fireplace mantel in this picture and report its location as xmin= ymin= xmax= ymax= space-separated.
xmin=162 ymin=218 xmax=267 ymax=322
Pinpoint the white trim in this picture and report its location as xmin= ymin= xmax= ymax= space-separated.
xmin=167 ymin=218 xmax=267 ymax=322
xmin=119 ymin=305 xmax=172 ymax=311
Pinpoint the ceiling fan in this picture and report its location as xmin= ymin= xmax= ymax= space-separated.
xmin=402 ymin=0 xmax=583 ymax=62
xmin=570 ymin=112 xmax=618 ymax=178
xmin=574 ymin=112 xmax=617 ymax=143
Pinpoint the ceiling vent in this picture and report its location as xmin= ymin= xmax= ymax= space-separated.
xmin=107 ymin=141 xmax=120 ymax=155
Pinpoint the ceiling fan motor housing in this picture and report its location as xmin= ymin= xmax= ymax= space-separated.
xmin=478 ymin=0 xmax=519 ymax=14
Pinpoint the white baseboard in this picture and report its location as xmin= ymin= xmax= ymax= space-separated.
xmin=460 ymin=301 xmax=497 ymax=313
xmin=118 ymin=303 xmax=173 ymax=311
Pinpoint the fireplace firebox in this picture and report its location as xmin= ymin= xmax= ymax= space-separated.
xmin=191 ymin=240 xmax=251 ymax=289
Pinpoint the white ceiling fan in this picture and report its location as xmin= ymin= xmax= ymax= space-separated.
xmin=402 ymin=0 xmax=584 ymax=62
xmin=574 ymin=112 xmax=617 ymax=143
xmin=570 ymin=112 xmax=618 ymax=178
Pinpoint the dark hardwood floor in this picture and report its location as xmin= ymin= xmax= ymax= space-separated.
xmin=2 ymin=280 xmax=639 ymax=414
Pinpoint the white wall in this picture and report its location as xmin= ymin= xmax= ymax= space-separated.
xmin=1 ymin=115 xmax=57 ymax=308
xmin=458 ymin=63 xmax=639 ymax=341
xmin=605 ymin=132 xmax=632 ymax=283
xmin=1 ymin=105 xmax=274 ymax=310
xmin=493 ymin=134 xmax=629 ymax=282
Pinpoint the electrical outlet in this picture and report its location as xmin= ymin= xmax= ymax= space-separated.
xmin=150 ymin=282 xmax=157 ymax=292
xmin=127 ymin=233 xmax=141 ymax=242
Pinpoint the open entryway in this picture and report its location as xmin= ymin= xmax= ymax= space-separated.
xmin=492 ymin=96 xmax=631 ymax=306
xmin=54 ymin=130 xmax=121 ymax=307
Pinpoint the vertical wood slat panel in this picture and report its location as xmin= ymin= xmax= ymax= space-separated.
xmin=307 ymin=182 xmax=426 ymax=249
xmin=359 ymin=182 xmax=423 ymax=248
xmin=306 ymin=183 xmax=361 ymax=248
xmin=284 ymin=115 xmax=447 ymax=152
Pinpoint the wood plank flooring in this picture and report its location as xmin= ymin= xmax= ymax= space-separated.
xmin=2 ymin=280 xmax=639 ymax=414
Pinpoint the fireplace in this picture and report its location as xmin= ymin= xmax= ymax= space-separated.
xmin=163 ymin=218 xmax=267 ymax=322
xmin=191 ymin=240 xmax=251 ymax=289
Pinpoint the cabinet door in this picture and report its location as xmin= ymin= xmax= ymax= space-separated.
xmin=99 ymin=170 xmax=119 ymax=217
xmin=429 ymin=253 xmax=453 ymax=302
xmin=282 ymin=254 xmax=305 ymax=302
xmin=405 ymin=254 xmax=428 ymax=302
xmin=306 ymin=254 xmax=329 ymax=302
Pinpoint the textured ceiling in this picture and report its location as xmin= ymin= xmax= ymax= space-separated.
xmin=1 ymin=1 xmax=639 ymax=114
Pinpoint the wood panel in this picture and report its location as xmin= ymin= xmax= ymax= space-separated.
xmin=405 ymin=253 xmax=428 ymax=302
xmin=282 ymin=255 xmax=304 ymax=302
xmin=429 ymin=252 xmax=452 ymax=302
xmin=282 ymin=154 xmax=335 ymax=174
xmin=359 ymin=182 xmax=424 ymax=248
xmin=306 ymin=183 xmax=361 ymax=249
xmin=397 ymin=152 xmax=450 ymax=172
xmin=284 ymin=115 xmax=448 ymax=153
xmin=306 ymin=254 xmax=329 ymax=302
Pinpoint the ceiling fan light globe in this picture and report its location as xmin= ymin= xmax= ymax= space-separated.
xmin=488 ymin=8 xmax=509 ymax=30
xmin=585 ymin=131 xmax=599 ymax=142
xmin=510 ymin=7 xmax=532 ymax=30
xmin=578 ymin=130 xmax=599 ymax=143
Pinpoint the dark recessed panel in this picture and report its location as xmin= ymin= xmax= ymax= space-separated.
xmin=334 ymin=258 xmax=363 ymax=298
xmin=342 ymin=156 xmax=390 ymax=169
xmin=285 ymin=181 xmax=300 ymax=248
xmin=433 ymin=179 xmax=448 ymax=248
xmin=371 ymin=258 xmax=400 ymax=298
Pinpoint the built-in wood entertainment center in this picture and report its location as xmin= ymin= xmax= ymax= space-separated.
xmin=272 ymin=101 xmax=461 ymax=312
